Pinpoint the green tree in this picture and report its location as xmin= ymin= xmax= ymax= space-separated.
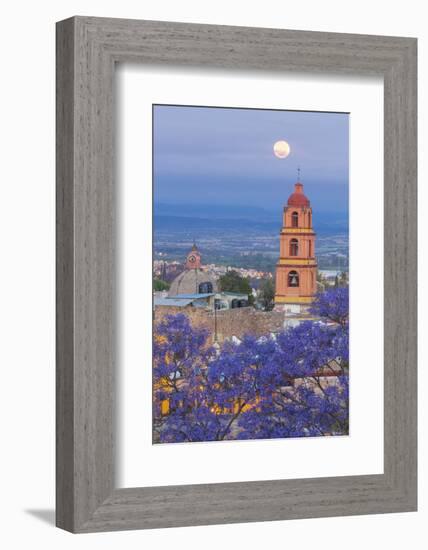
xmin=317 ymin=271 xmax=325 ymax=284
xmin=153 ymin=278 xmax=170 ymax=292
xmin=218 ymin=270 xmax=254 ymax=305
xmin=339 ymin=271 xmax=349 ymax=287
xmin=258 ymin=278 xmax=275 ymax=311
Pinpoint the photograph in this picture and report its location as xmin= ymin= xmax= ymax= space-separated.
xmin=152 ymin=104 xmax=350 ymax=444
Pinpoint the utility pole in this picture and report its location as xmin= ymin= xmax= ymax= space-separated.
xmin=214 ymin=299 xmax=218 ymax=343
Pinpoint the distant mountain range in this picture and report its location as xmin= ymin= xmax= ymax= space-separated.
xmin=154 ymin=203 xmax=348 ymax=236
xmin=155 ymin=203 xmax=276 ymax=221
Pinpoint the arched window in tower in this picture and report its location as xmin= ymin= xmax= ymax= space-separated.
xmin=308 ymin=211 xmax=312 ymax=227
xmin=291 ymin=211 xmax=298 ymax=227
xmin=309 ymin=240 xmax=312 ymax=257
xmin=290 ymin=238 xmax=299 ymax=256
xmin=288 ymin=271 xmax=299 ymax=287
xmin=198 ymin=282 xmax=213 ymax=294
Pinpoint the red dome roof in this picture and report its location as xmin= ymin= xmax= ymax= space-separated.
xmin=287 ymin=182 xmax=310 ymax=207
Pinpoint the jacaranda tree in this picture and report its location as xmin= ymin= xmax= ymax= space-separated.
xmin=153 ymin=288 xmax=349 ymax=443
xmin=310 ymin=287 xmax=349 ymax=327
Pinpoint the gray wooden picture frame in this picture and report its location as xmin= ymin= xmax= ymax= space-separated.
xmin=56 ymin=16 xmax=417 ymax=533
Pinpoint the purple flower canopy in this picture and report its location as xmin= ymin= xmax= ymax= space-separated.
xmin=153 ymin=288 xmax=349 ymax=443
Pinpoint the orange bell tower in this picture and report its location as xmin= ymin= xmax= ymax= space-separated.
xmin=275 ymin=179 xmax=317 ymax=309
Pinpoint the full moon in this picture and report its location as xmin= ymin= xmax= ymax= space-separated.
xmin=273 ymin=140 xmax=291 ymax=159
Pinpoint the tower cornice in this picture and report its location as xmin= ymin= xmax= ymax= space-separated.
xmin=280 ymin=228 xmax=315 ymax=235
xmin=277 ymin=259 xmax=317 ymax=266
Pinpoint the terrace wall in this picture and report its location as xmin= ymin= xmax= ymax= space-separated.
xmin=154 ymin=306 xmax=285 ymax=342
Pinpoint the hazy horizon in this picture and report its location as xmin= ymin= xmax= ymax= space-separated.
xmin=153 ymin=105 xmax=349 ymax=214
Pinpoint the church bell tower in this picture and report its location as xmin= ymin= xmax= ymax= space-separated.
xmin=185 ymin=243 xmax=202 ymax=270
xmin=275 ymin=180 xmax=317 ymax=310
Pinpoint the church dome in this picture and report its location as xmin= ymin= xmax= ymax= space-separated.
xmin=287 ymin=182 xmax=310 ymax=207
xmin=168 ymin=268 xmax=218 ymax=296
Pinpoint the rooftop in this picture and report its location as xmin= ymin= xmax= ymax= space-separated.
xmin=154 ymin=297 xmax=195 ymax=308
xmin=287 ymin=182 xmax=310 ymax=207
xmin=221 ymin=291 xmax=249 ymax=298
xmin=174 ymin=293 xmax=214 ymax=299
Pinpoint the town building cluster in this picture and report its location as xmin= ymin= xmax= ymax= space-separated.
xmin=154 ymin=179 xmax=345 ymax=342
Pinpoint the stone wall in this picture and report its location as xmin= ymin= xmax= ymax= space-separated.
xmin=154 ymin=306 xmax=284 ymax=342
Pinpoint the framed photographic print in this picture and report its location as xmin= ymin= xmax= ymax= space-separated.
xmin=56 ymin=17 xmax=417 ymax=532
xmin=150 ymin=104 xmax=350 ymax=446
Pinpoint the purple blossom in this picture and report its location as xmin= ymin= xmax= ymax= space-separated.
xmin=310 ymin=287 xmax=349 ymax=326
xmin=153 ymin=305 xmax=349 ymax=443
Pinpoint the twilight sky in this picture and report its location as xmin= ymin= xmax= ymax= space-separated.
xmin=153 ymin=105 xmax=349 ymax=213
